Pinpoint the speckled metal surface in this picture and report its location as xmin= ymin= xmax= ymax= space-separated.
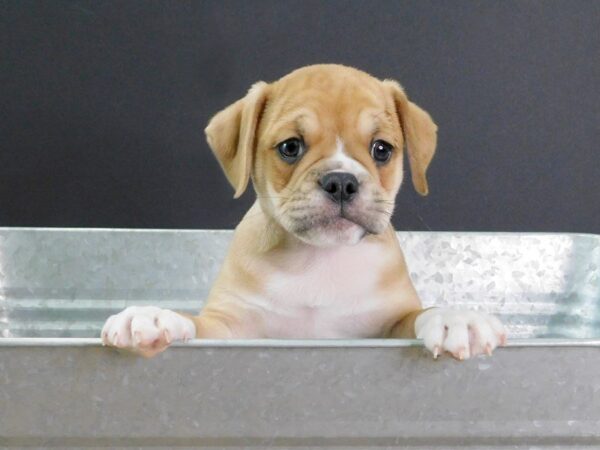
xmin=1 ymin=228 xmax=599 ymax=339
xmin=0 ymin=228 xmax=232 ymax=338
xmin=397 ymin=232 xmax=600 ymax=339
xmin=1 ymin=228 xmax=600 ymax=448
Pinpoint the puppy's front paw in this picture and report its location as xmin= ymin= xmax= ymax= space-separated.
xmin=415 ymin=308 xmax=506 ymax=360
xmin=101 ymin=306 xmax=196 ymax=358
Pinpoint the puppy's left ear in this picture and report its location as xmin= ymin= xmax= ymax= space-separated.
xmin=384 ymin=80 xmax=438 ymax=196
xmin=205 ymin=82 xmax=269 ymax=198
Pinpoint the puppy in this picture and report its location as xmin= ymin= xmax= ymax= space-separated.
xmin=102 ymin=64 xmax=506 ymax=359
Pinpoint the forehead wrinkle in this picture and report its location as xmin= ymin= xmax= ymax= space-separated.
xmin=264 ymin=106 xmax=319 ymax=138
xmin=357 ymin=108 xmax=389 ymax=138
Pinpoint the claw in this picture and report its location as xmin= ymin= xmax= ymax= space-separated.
xmin=456 ymin=347 xmax=468 ymax=360
xmin=433 ymin=345 xmax=440 ymax=359
xmin=163 ymin=329 xmax=172 ymax=344
xmin=112 ymin=331 xmax=119 ymax=347
xmin=133 ymin=331 xmax=142 ymax=346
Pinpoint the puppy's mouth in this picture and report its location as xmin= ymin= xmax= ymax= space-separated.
xmin=337 ymin=210 xmax=373 ymax=233
xmin=293 ymin=208 xmax=377 ymax=236
xmin=271 ymin=180 xmax=393 ymax=244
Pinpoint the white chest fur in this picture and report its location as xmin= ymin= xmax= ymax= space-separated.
xmin=249 ymin=240 xmax=397 ymax=338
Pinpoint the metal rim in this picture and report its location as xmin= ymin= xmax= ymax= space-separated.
xmin=1 ymin=337 xmax=599 ymax=348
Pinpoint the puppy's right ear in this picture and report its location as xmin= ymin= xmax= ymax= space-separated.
xmin=383 ymin=80 xmax=438 ymax=196
xmin=204 ymin=82 xmax=269 ymax=198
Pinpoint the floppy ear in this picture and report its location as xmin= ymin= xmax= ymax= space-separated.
xmin=204 ymin=82 xmax=269 ymax=198
xmin=383 ymin=80 xmax=438 ymax=196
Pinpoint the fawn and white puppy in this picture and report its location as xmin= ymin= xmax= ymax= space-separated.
xmin=102 ymin=64 xmax=506 ymax=359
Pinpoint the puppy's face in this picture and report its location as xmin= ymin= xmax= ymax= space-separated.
xmin=206 ymin=65 xmax=437 ymax=247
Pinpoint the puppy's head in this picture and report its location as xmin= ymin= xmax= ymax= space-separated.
xmin=205 ymin=64 xmax=437 ymax=246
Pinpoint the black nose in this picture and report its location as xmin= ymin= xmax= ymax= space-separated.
xmin=318 ymin=172 xmax=359 ymax=204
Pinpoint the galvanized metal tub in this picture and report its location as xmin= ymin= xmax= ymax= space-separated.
xmin=1 ymin=228 xmax=599 ymax=449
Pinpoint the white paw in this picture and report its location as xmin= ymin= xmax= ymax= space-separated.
xmin=101 ymin=306 xmax=196 ymax=357
xmin=415 ymin=308 xmax=506 ymax=360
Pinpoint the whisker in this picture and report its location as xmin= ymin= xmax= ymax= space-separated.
xmin=286 ymin=205 xmax=310 ymax=213
xmin=256 ymin=196 xmax=293 ymax=202
xmin=397 ymin=202 xmax=433 ymax=232
xmin=373 ymin=199 xmax=395 ymax=205
xmin=366 ymin=208 xmax=393 ymax=216
xmin=415 ymin=212 xmax=432 ymax=231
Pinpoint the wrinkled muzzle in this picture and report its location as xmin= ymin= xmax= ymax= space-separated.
xmin=262 ymin=157 xmax=395 ymax=247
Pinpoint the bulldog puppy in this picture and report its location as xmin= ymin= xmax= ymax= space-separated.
xmin=102 ymin=64 xmax=506 ymax=359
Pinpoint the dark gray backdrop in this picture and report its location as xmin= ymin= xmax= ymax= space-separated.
xmin=1 ymin=0 xmax=599 ymax=232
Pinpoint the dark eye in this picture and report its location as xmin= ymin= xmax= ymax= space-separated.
xmin=370 ymin=140 xmax=393 ymax=164
xmin=276 ymin=137 xmax=305 ymax=163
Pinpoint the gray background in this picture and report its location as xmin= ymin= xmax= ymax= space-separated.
xmin=1 ymin=0 xmax=599 ymax=232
